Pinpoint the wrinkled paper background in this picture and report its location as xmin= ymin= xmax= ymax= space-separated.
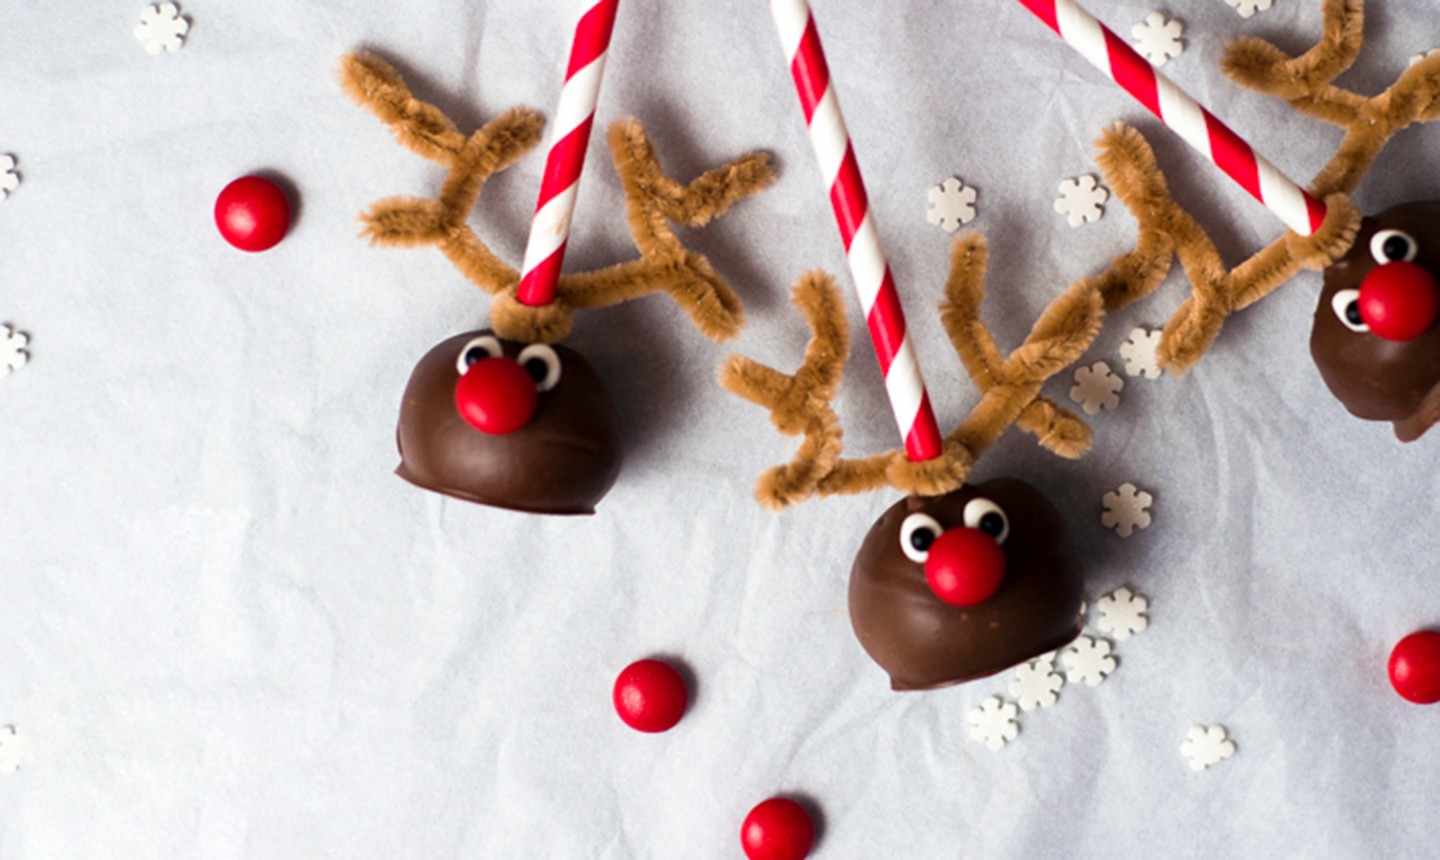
xmin=2 ymin=1 xmax=1439 ymax=856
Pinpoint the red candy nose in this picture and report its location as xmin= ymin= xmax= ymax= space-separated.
xmin=923 ymin=528 xmax=1006 ymax=607
xmin=454 ymin=357 xmax=538 ymax=434
xmin=1358 ymin=261 xmax=1440 ymax=341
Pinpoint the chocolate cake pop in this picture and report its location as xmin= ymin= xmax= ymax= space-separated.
xmin=1312 ymin=201 xmax=1440 ymax=441
xmin=396 ymin=330 xmax=621 ymax=514
xmin=723 ymin=234 xmax=1119 ymax=689
xmin=849 ymin=479 xmax=1084 ymax=690
xmin=341 ymin=53 xmax=773 ymax=514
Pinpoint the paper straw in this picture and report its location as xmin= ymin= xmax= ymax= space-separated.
xmin=1016 ymin=0 xmax=1327 ymax=236
xmin=517 ymin=0 xmax=621 ymax=307
xmin=768 ymin=0 xmax=944 ymax=462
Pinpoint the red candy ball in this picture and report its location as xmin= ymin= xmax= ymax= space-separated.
xmin=612 ymin=659 xmax=687 ymax=733
xmin=740 ymin=798 xmax=814 ymax=860
xmin=1389 ymin=630 xmax=1440 ymax=704
xmin=1358 ymin=262 xmax=1440 ymax=341
xmin=924 ymin=527 xmax=1006 ymax=607
xmin=454 ymin=357 xmax=539 ymax=435
xmin=214 ymin=175 xmax=291 ymax=252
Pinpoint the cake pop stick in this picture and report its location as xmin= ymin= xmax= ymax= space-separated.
xmin=517 ymin=0 xmax=621 ymax=307
xmin=768 ymin=0 xmax=944 ymax=461
xmin=1015 ymin=0 xmax=1327 ymax=237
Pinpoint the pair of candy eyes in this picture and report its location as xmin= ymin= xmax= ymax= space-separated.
xmin=455 ymin=335 xmax=562 ymax=392
xmin=1332 ymin=229 xmax=1421 ymax=333
xmin=899 ymin=498 xmax=1010 ymax=564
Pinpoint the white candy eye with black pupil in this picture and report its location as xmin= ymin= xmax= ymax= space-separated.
xmin=456 ymin=335 xmax=503 ymax=375
xmin=517 ymin=344 xmax=562 ymax=392
xmin=1370 ymin=229 xmax=1419 ymax=264
xmin=962 ymin=497 xmax=1010 ymax=544
xmin=1331 ymin=288 xmax=1369 ymax=333
xmin=899 ymin=512 xmax=944 ymax=563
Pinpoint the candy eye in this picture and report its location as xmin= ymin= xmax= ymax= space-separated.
xmin=517 ymin=343 xmax=562 ymax=392
xmin=1371 ymin=229 xmax=1419 ymax=264
xmin=1331 ymin=288 xmax=1369 ymax=333
xmin=456 ymin=335 xmax=503 ymax=375
xmin=899 ymin=513 xmax=944 ymax=563
xmin=962 ymin=498 xmax=1010 ymax=544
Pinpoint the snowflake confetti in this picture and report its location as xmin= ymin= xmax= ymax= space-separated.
xmin=1410 ymin=50 xmax=1440 ymax=69
xmin=1181 ymin=724 xmax=1236 ymax=771
xmin=1069 ymin=360 xmax=1123 ymax=415
xmin=0 ymin=154 xmax=18 ymax=200
xmin=1095 ymin=586 xmax=1149 ymax=641
xmin=1054 ymin=175 xmax=1108 ymax=228
xmin=1009 ymin=655 xmax=1065 ymax=712
xmin=1061 ymin=636 xmax=1116 ymax=687
xmin=1101 ymin=482 xmax=1153 ymax=538
xmin=135 ymin=3 xmax=189 ymax=55
xmin=926 ymin=177 xmax=979 ymax=232
xmin=1225 ymin=0 xmax=1274 ymax=18
xmin=2 ymin=324 xmax=29 ymax=378
xmin=1119 ymin=326 xmax=1163 ymax=379
xmin=1132 ymin=13 xmax=1184 ymax=66
xmin=967 ymin=696 xmax=1020 ymax=750
xmin=0 ymin=725 xmax=19 ymax=773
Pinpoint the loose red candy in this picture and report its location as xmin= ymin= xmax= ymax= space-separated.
xmin=740 ymin=798 xmax=814 ymax=860
xmin=612 ymin=659 xmax=687 ymax=733
xmin=1388 ymin=630 xmax=1440 ymax=704
xmin=214 ymin=175 xmax=291 ymax=252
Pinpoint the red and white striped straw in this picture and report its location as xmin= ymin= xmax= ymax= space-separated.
xmin=1017 ymin=0 xmax=1327 ymax=236
xmin=768 ymin=0 xmax=944 ymax=463
xmin=516 ymin=0 xmax=621 ymax=307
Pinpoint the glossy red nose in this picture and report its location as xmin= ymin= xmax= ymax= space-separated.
xmin=923 ymin=527 xmax=1006 ymax=607
xmin=1358 ymin=261 xmax=1440 ymax=342
xmin=454 ymin=357 xmax=539 ymax=434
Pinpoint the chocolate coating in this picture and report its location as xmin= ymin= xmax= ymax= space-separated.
xmin=848 ymin=479 xmax=1084 ymax=691
xmin=396 ymin=330 xmax=621 ymax=514
xmin=1312 ymin=201 xmax=1440 ymax=441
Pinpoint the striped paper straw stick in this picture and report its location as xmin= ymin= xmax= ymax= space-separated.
xmin=768 ymin=0 xmax=944 ymax=462
xmin=1016 ymin=0 xmax=1327 ymax=236
xmin=517 ymin=0 xmax=621 ymax=307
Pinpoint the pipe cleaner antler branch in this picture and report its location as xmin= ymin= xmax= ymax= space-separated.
xmin=1100 ymin=0 xmax=1440 ymax=372
xmin=1223 ymin=0 xmax=1440 ymax=197
xmin=339 ymin=51 xmax=775 ymax=345
xmin=721 ymin=224 xmax=1168 ymax=508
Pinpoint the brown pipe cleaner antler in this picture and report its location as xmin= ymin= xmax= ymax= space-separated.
xmin=339 ymin=51 xmax=775 ymax=345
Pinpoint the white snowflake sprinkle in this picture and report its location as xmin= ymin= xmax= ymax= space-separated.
xmin=1119 ymin=326 xmax=1163 ymax=379
xmin=1054 ymin=175 xmax=1108 ymax=228
xmin=0 ymin=725 xmax=20 ymax=773
xmin=1181 ymin=724 xmax=1236 ymax=771
xmin=1132 ymin=13 xmax=1184 ymax=66
xmin=926 ymin=177 xmax=978 ymax=232
xmin=967 ymin=696 xmax=1019 ymax=750
xmin=2 ymin=324 xmax=29 ymax=377
xmin=1410 ymin=50 xmax=1440 ymax=69
xmin=1095 ymin=586 xmax=1149 ymax=641
xmin=1061 ymin=636 xmax=1116 ymax=687
xmin=1225 ymin=0 xmax=1274 ymax=18
xmin=1069 ymin=360 xmax=1123 ymax=415
xmin=0 ymin=154 xmax=18 ymax=200
xmin=1101 ymin=482 xmax=1153 ymax=538
xmin=135 ymin=3 xmax=189 ymax=55
xmin=1009 ymin=655 xmax=1065 ymax=712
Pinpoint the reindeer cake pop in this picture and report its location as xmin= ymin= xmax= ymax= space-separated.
xmin=722 ymin=230 xmax=1160 ymax=688
xmin=742 ymin=0 xmax=1191 ymax=689
xmin=1312 ymin=202 xmax=1440 ymax=441
xmin=1018 ymin=0 xmax=1440 ymax=430
xmin=339 ymin=52 xmax=773 ymax=513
